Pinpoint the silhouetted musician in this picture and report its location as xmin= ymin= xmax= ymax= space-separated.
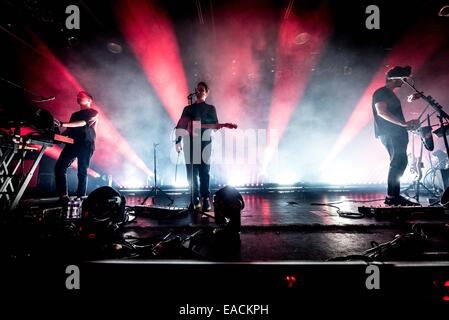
xmin=55 ymin=91 xmax=98 ymax=202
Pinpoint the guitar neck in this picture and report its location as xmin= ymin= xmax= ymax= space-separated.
xmin=201 ymin=123 xmax=224 ymax=129
xmin=184 ymin=122 xmax=237 ymax=130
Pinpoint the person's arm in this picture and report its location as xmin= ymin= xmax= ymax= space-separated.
xmin=61 ymin=120 xmax=86 ymax=128
xmin=375 ymin=102 xmax=407 ymax=127
xmin=210 ymin=106 xmax=218 ymax=124
xmin=61 ymin=110 xmax=98 ymax=128
xmin=175 ymin=107 xmax=189 ymax=151
xmin=375 ymin=102 xmax=419 ymax=130
xmin=177 ymin=107 xmax=191 ymax=129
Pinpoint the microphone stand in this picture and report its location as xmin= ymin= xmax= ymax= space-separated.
xmin=141 ymin=143 xmax=174 ymax=206
xmin=187 ymin=94 xmax=197 ymax=214
xmin=175 ymin=94 xmax=196 ymax=214
xmin=0 ymin=75 xmax=54 ymax=102
xmin=181 ymin=95 xmax=214 ymax=218
xmin=402 ymin=78 xmax=449 ymax=162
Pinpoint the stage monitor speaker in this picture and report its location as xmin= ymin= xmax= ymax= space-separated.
xmin=81 ymin=186 xmax=127 ymax=235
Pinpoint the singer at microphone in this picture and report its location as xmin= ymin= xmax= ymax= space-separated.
xmin=187 ymin=92 xmax=198 ymax=99
xmin=175 ymin=81 xmax=219 ymax=212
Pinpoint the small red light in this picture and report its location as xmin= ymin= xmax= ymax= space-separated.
xmin=284 ymin=275 xmax=297 ymax=288
xmin=435 ymin=280 xmax=449 ymax=300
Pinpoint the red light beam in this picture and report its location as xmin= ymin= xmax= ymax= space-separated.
xmin=321 ymin=21 xmax=446 ymax=171
xmin=263 ymin=6 xmax=332 ymax=172
xmin=116 ymin=0 xmax=189 ymax=123
xmin=20 ymin=33 xmax=153 ymax=181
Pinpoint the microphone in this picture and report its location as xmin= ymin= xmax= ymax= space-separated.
xmin=187 ymin=92 xmax=197 ymax=99
xmin=33 ymin=96 xmax=56 ymax=102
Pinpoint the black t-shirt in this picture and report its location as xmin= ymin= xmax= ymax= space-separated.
xmin=372 ymin=87 xmax=407 ymax=137
xmin=176 ymin=102 xmax=218 ymax=144
xmin=67 ymin=108 xmax=98 ymax=145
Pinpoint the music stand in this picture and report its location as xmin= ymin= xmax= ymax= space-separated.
xmin=141 ymin=143 xmax=173 ymax=206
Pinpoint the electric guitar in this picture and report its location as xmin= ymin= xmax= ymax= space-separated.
xmin=175 ymin=122 xmax=238 ymax=143
xmin=416 ymin=140 xmax=424 ymax=183
xmin=197 ymin=123 xmax=238 ymax=130
xmin=409 ymin=132 xmax=424 ymax=182
xmin=185 ymin=122 xmax=238 ymax=136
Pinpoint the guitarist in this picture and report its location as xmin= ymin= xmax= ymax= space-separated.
xmin=175 ymin=81 xmax=219 ymax=211
xmin=372 ymin=66 xmax=419 ymax=206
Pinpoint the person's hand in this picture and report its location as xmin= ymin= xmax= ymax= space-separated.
xmin=406 ymin=119 xmax=420 ymax=131
xmin=407 ymin=93 xmax=421 ymax=103
xmin=175 ymin=143 xmax=182 ymax=153
xmin=54 ymin=119 xmax=63 ymax=127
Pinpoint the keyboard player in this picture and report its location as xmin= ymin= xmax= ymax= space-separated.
xmin=54 ymin=91 xmax=98 ymax=202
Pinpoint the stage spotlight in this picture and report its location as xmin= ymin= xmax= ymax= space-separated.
xmin=273 ymin=172 xmax=298 ymax=186
xmin=123 ymin=176 xmax=146 ymax=188
xmin=172 ymin=179 xmax=189 ymax=188
xmin=81 ymin=186 xmax=127 ymax=236
xmin=67 ymin=36 xmax=79 ymax=47
xmin=213 ymin=186 xmax=244 ymax=233
xmin=295 ymin=32 xmax=310 ymax=45
xmin=439 ymin=5 xmax=449 ymax=17
xmin=107 ymin=41 xmax=123 ymax=54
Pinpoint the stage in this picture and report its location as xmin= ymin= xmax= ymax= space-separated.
xmin=2 ymin=186 xmax=449 ymax=300
xmin=121 ymin=187 xmax=449 ymax=259
xmin=2 ymin=0 xmax=449 ymax=304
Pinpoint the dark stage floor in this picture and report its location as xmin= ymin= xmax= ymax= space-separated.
xmin=3 ymin=186 xmax=449 ymax=300
xmin=6 ymin=187 xmax=448 ymax=262
xmin=117 ymin=188 xmax=449 ymax=261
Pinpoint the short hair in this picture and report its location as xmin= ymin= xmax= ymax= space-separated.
xmin=386 ymin=66 xmax=412 ymax=80
xmin=197 ymin=81 xmax=209 ymax=92
xmin=77 ymin=91 xmax=93 ymax=101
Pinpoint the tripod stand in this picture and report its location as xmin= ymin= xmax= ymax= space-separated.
xmin=141 ymin=143 xmax=173 ymax=206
